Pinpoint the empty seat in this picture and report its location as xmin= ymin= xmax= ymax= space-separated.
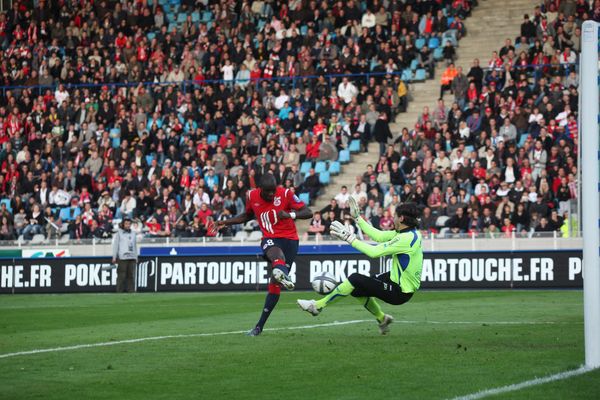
xmin=414 ymin=69 xmax=427 ymax=81
xmin=410 ymin=59 xmax=419 ymax=71
xmin=30 ymin=234 xmax=46 ymax=244
xmin=415 ymin=38 xmax=426 ymax=50
xmin=319 ymin=171 xmax=330 ymax=185
xmin=518 ymin=134 xmax=529 ymax=147
xmin=428 ymin=37 xmax=440 ymax=49
xmin=433 ymin=47 xmax=444 ymax=61
xmin=401 ymin=69 xmax=413 ymax=81
xmin=207 ymin=134 xmax=218 ymax=144
xmin=300 ymin=161 xmax=312 ymax=175
xmin=247 ymin=230 xmax=263 ymax=241
xmin=314 ymin=161 xmax=327 ymax=174
xmin=299 ymin=192 xmax=311 ymax=205
xmin=435 ymin=216 xmax=450 ymax=227
xmin=232 ymin=231 xmax=248 ymax=242
xmin=348 ymin=140 xmax=361 ymax=153
xmin=329 ymin=161 xmax=341 ymax=175
xmin=338 ymin=150 xmax=350 ymax=164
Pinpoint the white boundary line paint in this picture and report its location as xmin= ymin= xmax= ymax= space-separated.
xmin=0 ymin=320 xmax=370 ymax=360
xmin=449 ymin=366 xmax=596 ymax=400
xmin=0 ymin=319 xmax=580 ymax=360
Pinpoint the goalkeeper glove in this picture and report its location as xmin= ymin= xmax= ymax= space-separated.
xmin=348 ymin=196 xmax=361 ymax=220
xmin=330 ymin=220 xmax=356 ymax=244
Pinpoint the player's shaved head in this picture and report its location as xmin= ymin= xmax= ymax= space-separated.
xmin=259 ymin=173 xmax=276 ymax=190
xmin=259 ymin=173 xmax=277 ymax=202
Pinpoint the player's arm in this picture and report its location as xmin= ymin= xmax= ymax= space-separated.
xmin=217 ymin=210 xmax=254 ymax=227
xmin=278 ymin=189 xmax=313 ymax=220
xmin=278 ymin=205 xmax=313 ymax=220
xmin=331 ymin=221 xmax=417 ymax=258
xmin=356 ymin=217 xmax=396 ymax=243
xmin=348 ymin=197 xmax=395 ymax=242
xmin=351 ymin=234 xmax=413 ymax=258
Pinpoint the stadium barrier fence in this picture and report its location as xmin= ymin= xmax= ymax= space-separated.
xmin=0 ymin=63 xmax=578 ymax=97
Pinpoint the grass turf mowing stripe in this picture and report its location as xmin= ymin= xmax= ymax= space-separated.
xmin=449 ymin=366 xmax=596 ymax=400
xmin=0 ymin=319 xmax=370 ymax=360
xmin=0 ymin=318 xmax=577 ymax=360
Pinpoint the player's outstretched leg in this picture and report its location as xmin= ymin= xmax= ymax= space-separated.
xmin=297 ymin=279 xmax=355 ymax=316
xmin=248 ymin=282 xmax=281 ymax=336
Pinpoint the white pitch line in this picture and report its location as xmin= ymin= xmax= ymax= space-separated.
xmin=449 ymin=366 xmax=596 ymax=400
xmin=0 ymin=319 xmax=370 ymax=360
xmin=0 ymin=318 xmax=579 ymax=360
xmin=395 ymin=320 xmax=582 ymax=325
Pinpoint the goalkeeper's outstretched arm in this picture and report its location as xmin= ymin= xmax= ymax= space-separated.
xmin=356 ymin=217 xmax=396 ymax=243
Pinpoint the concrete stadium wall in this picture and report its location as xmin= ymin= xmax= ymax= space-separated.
xmin=4 ymin=237 xmax=582 ymax=258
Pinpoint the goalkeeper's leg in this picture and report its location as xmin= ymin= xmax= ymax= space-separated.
xmin=300 ymin=273 xmax=412 ymax=316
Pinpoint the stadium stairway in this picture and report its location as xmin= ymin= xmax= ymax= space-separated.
xmin=297 ymin=0 xmax=538 ymax=233
xmin=393 ymin=0 xmax=539 ymax=140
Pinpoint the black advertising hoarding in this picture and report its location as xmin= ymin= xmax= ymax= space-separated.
xmin=0 ymin=250 xmax=584 ymax=294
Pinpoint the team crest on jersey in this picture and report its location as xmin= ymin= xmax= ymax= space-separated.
xmin=273 ymin=196 xmax=281 ymax=206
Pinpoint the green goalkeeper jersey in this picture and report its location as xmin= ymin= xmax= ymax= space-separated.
xmin=351 ymin=217 xmax=423 ymax=293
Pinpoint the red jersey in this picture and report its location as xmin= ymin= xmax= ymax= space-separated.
xmin=246 ymin=187 xmax=305 ymax=240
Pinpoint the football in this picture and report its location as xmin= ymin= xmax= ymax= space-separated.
xmin=311 ymin=272 xmax=339 ymax=295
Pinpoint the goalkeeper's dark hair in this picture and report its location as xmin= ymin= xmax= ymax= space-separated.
xmin=395 ymin=203 xmax=421 ymax=228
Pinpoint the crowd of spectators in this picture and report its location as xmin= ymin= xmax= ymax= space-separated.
xmin=0 ymin=0 xmax=474 ymax=241
xmin=311 ymin=0 xmax=591 ymax=240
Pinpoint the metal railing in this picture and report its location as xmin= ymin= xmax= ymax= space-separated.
xmin=0 ymin=62 xmax=578 ymax=98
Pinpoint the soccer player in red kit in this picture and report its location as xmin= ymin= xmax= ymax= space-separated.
xmin=214 ymin=174 xmax=313 ymax=335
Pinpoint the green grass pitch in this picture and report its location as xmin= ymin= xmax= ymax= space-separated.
xmin=0 ymin=290 xmax=598 ymax=399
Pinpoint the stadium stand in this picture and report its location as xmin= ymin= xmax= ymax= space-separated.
xmin=0 ymin=0 xmax=476 ymax=241
xmin=342 ymin=0 xmax=588 ymax=239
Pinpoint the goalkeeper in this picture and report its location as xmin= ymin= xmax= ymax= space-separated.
xmin=297 ymin=200 xmax=423 ymax=334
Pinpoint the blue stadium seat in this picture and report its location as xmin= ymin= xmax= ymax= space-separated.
xmin=202 ymin=11 xmax=213 ymax=22
xmin=177 ymin=13 xmax=187 ymax=23
xmin=518 ymin=134 xmax=529 ymax=147
xmin=433 ymin=47 xmax=444 ymax=61
xmin=414 ymin=69 xmax=427 ymax=81
xmin=147 ymin=32 xmax=156 ymax=41
xmin=329 ymin=161 xmax=341 ymax=175
xmin=465 ymin=145 xmax=475 ymax=153
xmin=415 ymin=38 xmax=426 ymax=50
xmin=314 ymin=161 xmax=327 ymax=174
xmin=112 ymin=137 xmax=121 ymax=148
xmin=410 ymin=59 xmax=419 ymax=71
xmin=300 ymin=25 xmax=308 ymax=36
xmin=145 ymin=155 xmax=155 ymax=165
xmin=446 ymin=16 xmax=455 ymax=28
xmin=299 ymin=192 xmax=311 ymax=205
xmin=207 ymin=134 xmax=218 ymax=144
xmin=59 ymin=207 xmax=81 ymax=222
xmin=401 ymin=69 xmax=413 ymax=81
xmin=191 ymin=11 xmax=200 ymax=22
xmin=319 ymin=172 xmax=330 ymax=185
xmin=300 ymin=161 xmax=312 ymax=175
xmin=348 ymin=140 xmax=361 ymax=153
xmin=428 ymin=37 xmax=440 ymax=49
xmin=109 ymin=128 xmax=120 ymax=138
xmin=338 ymin=150 xmax=350 ymax=164
xmin=0 ymin=198 xmax=12 ymax=213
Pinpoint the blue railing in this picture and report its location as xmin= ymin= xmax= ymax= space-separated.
xmin=0 ymin=62 xmax=578 ymax=98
